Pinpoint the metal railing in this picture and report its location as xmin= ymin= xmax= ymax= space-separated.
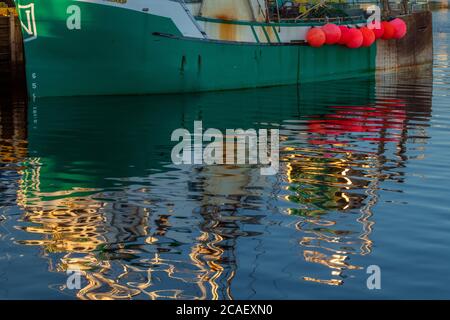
xmin=265 ymin=0 xmax=431 ymax=21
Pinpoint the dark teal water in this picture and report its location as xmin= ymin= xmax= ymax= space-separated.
xmin=0 ymin=10 xmax=449 ymax=300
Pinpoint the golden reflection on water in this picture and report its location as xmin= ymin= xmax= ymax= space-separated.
xmin=0 ymin=97 xmax=27 ymax=168
xmin=1 ymin=71 xmax=433 ymax=299
xmin=14 ymin=159 xmax=243 ymax=299
xmin=280 ymin=76 xmax=431 ymax=285
xmin=285 ymin=149 xmax=369 ymax=285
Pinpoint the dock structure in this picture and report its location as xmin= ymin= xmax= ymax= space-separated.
xmin=429 ymin=0 xmax=449 ymax=8
xmin=377 ymin=10 xmax=433 ymax=74
xmin=0 ymin=12 xmax=24 ymax=78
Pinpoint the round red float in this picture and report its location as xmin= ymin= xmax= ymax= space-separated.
xmin=381 ymin=21 xmax=395 ymax=40
xmin=306 ymin=27 xmax=326 ymax=47
xmin=345 ymin=28 xmax=364 ymax=49
xmin=360 ymin=27 xmax=376 ymax=47
xmin=390 ymin=18 xmax=407 ymax=39
xmin=372 ymin=22 xmax=385 ymax=39
xmin=338 ymin=25 xmax=351 ymax=45
xmin=321 ymin=23 xmax=342 ymax=45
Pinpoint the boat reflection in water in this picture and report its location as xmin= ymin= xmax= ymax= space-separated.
xmin=2 ymin=68 xmax=433 ymax=299
xmin=284 ymin=70 xmax=433 ymax=286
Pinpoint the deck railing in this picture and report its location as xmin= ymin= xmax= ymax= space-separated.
xmin=265 ymin=0 xmax=430 ymax=23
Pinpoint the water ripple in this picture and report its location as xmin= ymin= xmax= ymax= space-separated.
xmin=0 ymin=9 xmax=450 ymax=300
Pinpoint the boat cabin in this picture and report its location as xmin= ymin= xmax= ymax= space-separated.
xmin=182 ymin=0 xmax=369 ymax=43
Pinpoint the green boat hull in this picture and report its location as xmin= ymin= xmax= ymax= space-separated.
xmin=16 ymin=0 xmax=377 ymax=98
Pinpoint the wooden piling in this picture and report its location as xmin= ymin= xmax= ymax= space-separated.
xmin=9 ymin=13 xmax=16 ymax=66
xmin=0 ymin=11 xmax=24 ymax=83
xmin=0 ymin=15 xmax=10 ymax=73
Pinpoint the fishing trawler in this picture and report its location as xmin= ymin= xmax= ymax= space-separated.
xmin=14 ymin=0 xmax=432 ymax=97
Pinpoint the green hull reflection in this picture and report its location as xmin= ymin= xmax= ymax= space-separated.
xmin=2 ymin=69 xmax=436 ymax=299
xmin=26 ymin=80 xmax=376 ymax=194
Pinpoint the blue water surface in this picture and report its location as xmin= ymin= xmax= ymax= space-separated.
xmin=0 ymin=10 xmax=449 ymax=300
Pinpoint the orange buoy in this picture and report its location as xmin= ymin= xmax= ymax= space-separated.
xmin=372 ymin=22 xmax=385 ymax=39
xmin=345 ymin=28 xmax=363 ymax=49
xmin=306 ymin=27 xmax=326 ymax=47
xmin=321 ymin=23 xmax=341 ymax=45
xmin=381 ymin=21 xmax=395 ymax=40
xmin=390 ymin=18 xmax=407 ymax=39
xmin=360 ymin=27 xmax=376 ymax=47
xmin=338 ymin=25 xmax=351 ymax=45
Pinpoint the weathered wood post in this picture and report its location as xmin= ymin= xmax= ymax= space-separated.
xmin=401 ymin=0 xmax=410 ymax=15
xmin=381 ymin=0 xmax=392 ymax=17
xmin=0 ymin=15 xmax=10 ymax=74
xmin=9 ymin=12 xmax=16 ymax=67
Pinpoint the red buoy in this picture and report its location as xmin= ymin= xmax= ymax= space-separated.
xmin=381 ymin=21 xmax=395 ymax=40
xmin=372 ymin=22 xmax=385 ymax=39
xmin=360 ymin=27 xmax=376 ymax=47
xmin=338 ymin=25 xmax=351 ymax=45
xmin=306 ymin=28 xmax=326 ymax=47
xmin=321 ymin=23 xmax=342 ymax=45
xmin=345 ymin=28 xmax=364 ymax=49
xmin=390 ymin=18 xmax=407 ymax=39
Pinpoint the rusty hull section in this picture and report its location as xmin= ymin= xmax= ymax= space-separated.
xmin=199 ymin=0 xmax=266 ymax=42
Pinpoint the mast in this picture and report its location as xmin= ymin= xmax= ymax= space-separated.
xmin=275 ymin=0 xmax=281 ymax=23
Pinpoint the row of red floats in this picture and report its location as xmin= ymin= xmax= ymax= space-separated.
xmin=306 ymin=18 xmax=407 ymax=48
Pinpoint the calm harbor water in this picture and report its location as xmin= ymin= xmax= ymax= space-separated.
xmin=0 ymin=10 xmax=449 ymax=300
